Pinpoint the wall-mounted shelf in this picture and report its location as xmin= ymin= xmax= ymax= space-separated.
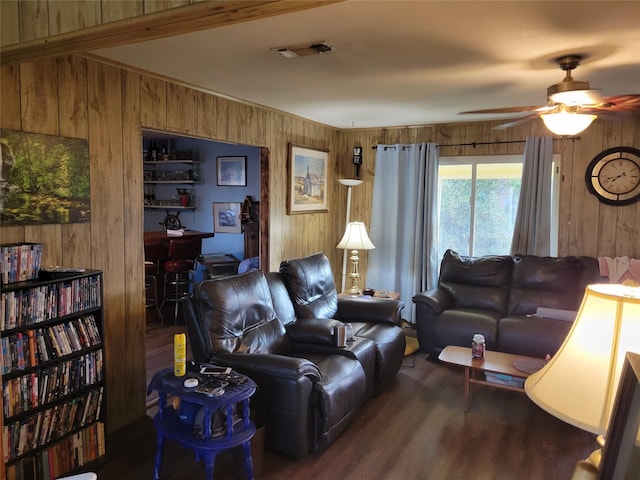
xmin=143 ymin=160 xmax=200 ymax=166
xmin=143 ymin=205 xmax=196 ymax=211
xmin=143 ymin=180 xmax=201 ymax=185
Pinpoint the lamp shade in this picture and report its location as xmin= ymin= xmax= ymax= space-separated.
xmin=524 ymin=283 xmax=640 ymax=435
xmin=337 ymin=221 xmax=375 ymax=250
xmin=541 ymin=111 xmax=596 ymax=136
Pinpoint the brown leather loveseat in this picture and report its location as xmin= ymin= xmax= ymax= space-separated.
xmin=412 ymin=249 xmax=603 ymax=359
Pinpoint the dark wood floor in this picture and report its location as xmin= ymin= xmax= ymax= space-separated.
xmin=96 ymin=322 xmax=595 ymax=480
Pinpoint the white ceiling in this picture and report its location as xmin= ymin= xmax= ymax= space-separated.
xmin=91 ymin=0 xmax=640 ymax=129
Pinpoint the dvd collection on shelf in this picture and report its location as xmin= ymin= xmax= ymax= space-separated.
xmin=0 ymin=243 xmax=43 ymax=284
xmin=0 ymin=257 xmax=106 ymax=480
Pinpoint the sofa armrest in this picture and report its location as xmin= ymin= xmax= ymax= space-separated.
xmin=412 ymin=288 xmax=452 ymax=315
xmin=336 ymin=296 xmax=404 ymax=325
xmin=211 ymin=352 xmax=321 ymax=382
xmin=285 ymin=318 xmax=342 ymax=346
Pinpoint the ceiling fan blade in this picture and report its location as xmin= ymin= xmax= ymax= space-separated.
xmin=459 ymin=106 xmax=544 ymax=114
xmin=598 ymin=94 xmax=640 ymax=111
xmin=493 ymin=113 xmax=540 ymax=130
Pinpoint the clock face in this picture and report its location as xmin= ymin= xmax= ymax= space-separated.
xmin=586 ymin=147 xmax=640 ymax=205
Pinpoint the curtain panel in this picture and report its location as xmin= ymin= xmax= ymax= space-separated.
xmin=368 ymin=143 xmax=439 ymax=323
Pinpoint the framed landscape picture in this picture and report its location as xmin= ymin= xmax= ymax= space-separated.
xmin=213 ymin=202 xmax=242 ymax=233
xmin=1 ymin=129 xmax=90 ymax=225
xmin=217 ymin=156 xmax=247 ymax=186
xmin=287 ymin=144 xmax=329 ymax=214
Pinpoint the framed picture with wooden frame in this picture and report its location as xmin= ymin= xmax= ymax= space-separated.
xmin=217 ymin=156 xmax=247 ymax=186
xmin=213 ymin=202 xmax=242 ymax=233
xmin=287 ymin=144 xmax=330 ymax=214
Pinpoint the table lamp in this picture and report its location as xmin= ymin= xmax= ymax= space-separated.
xmin=524 ymin=282 xmax=640 ymax=473
xmin=336 ymin=221 xmax=375 ymax=295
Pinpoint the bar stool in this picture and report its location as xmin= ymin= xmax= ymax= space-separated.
xmin=162 ymin=238 xmax=202 ymax=325
xmin=145 ymin=242 xmax=167 ymax=325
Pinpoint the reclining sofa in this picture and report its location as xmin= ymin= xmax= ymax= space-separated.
xmin=413 ymin=249 xmax=603 ymax=359
xmin=183 ymin=253 xmax=405 ymax=459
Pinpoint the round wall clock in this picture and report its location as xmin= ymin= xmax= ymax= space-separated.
xmin=585 ymin=146 xmax=640 ymax=206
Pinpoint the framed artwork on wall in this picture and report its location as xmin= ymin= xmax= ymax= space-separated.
xmin=213 ymin=202 xmax=242 ymax=233
xmin=217 ymin=156 xmax=247 ymax=186
xmin=1 ymin=129 xmax=90 ymax=225
xmin=287 ymin=144 xmax=329 ymax=214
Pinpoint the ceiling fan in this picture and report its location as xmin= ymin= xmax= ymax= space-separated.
xmin=461 ymin=54 xmax=640 ymax=134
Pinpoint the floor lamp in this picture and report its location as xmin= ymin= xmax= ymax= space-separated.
xmin=338 ymin=178 xmax=363 ymax=293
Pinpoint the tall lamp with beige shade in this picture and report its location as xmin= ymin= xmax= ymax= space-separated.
xmin=524 ymin=282 xmax=640 ymax=478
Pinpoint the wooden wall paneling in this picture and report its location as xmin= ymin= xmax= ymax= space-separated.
xmin=140 ymin=76 xmax=167 ymax=130
xmin=570 ymin=122 xmax=606 ymax=257
xmin=18 ymin=0 xmax=49 ymax=42
xmin=265 ymin=111 xmax=290 ymax=270
xmin=101 ymin=0 xmax=145 ymax=23
xmin=48 ymin=0 xmax=101 ymax=35
xmin=122 ymin=69 xmax=148 ymax=424
xmin=196 ymin=90 xmax=216 ymax=138
xmin=19 ymin=60 xmax=58 ymax=135
xmin=183 ymin=86 xmax=200 ymax=136
xmin=212 ymin=95 xmax=231 ymax=141
xmin=227 ymin=101 xmax=271 ymax=146
xmin=56 ymin=56 xmax=89 ymax=138
xmin=1 ymin=65 xmax=21 ymax=129
xmin=87 ymin=60 xmax=128 ymax=431
xmin=166 ymin=82 xmax=185 ymax=132
xmin=144 ymin=0 xmax=191 ymax=15
xmin=57 ymin=53 xmax=90 ymax=268
xmin=597 ymin=121 xmax=624 ymax=256
xmin=0 ymin=1 xmax=20 ymax=46
xmin=556 ymin=137 xmax=576 ymax=257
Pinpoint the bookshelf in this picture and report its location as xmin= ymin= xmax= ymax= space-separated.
xmin=1 ymin=270 xmax=106 ymax=479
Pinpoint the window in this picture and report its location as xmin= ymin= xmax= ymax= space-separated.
xmin=437 ymin=155 xmax=560 ymax=261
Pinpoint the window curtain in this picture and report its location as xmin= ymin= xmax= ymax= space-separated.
xmin=510 ymin=136 xmax=554 ymax=256
xmin=367 ymin=142 xmax=439 ymax=323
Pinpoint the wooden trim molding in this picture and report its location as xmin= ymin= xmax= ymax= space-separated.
xmin=1 ymin=0 xmax=343 ymax=66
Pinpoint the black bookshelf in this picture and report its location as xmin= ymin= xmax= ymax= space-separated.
xmin=1 ymin=270 xmax=106 ymax=479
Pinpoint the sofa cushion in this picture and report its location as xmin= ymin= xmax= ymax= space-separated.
xmin=279 ymin=253 xmax=339 ymax=319
xmin=438 ymin=249 xmax=512 ymax=314
xmin=499 ymin=314 xmax=573 ymax=359
xmin=508 ymin=255 xmax=582 ymax=315
xmin=433 ymin=308 xmax=501 ymax=352
xmin=193 ymin=270 xmax=291 ymax=354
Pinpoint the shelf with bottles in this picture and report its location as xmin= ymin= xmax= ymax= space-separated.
xmin=144 ymin=186 xmax=196 ymax=209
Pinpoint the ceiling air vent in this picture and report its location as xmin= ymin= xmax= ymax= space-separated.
xmin=274 ymin=41 xmax=336 ymax=58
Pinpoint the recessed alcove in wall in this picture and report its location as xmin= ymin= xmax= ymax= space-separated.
xmin=142 ymin=129 xmax=262 ymax=282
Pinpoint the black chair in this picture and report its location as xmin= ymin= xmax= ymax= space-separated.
xmin=279 ymin=252 xmax=406 ymax=395
xmin=144 ymin=242 xmax=167 ymax=325
xmin=162 ymin=238 xmax=201 ymax=325
xmin=182 ymin=270 xmax=372 ymax=458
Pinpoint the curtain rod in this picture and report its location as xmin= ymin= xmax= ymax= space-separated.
xmin=371 ymin=137 xmax=579 ymax=150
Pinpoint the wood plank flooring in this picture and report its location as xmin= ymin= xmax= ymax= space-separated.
xmin=95 ymin=325 xmax=595 ymax=480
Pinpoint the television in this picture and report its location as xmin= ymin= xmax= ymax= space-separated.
xmin=599 ymin=351 xmax=640 ymax=480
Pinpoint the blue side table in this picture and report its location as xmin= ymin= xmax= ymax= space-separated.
xmin=148 ymin=368 xmax=257 ymax=480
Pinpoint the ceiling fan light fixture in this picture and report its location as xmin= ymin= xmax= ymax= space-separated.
xmin=541 ymin=111 xmax=597 ymax=136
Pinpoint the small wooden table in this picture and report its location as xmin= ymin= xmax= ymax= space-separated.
xmin=338 ymin=291 xmax=401 ymax=301
xmin=438 ymin=346 xmax=544 ymax=412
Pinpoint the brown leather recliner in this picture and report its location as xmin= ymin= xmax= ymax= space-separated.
xmin=182 ymin=269 xmax=372 ymax=459
xmin=278 ymin=252 xmax=406 ymax=395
